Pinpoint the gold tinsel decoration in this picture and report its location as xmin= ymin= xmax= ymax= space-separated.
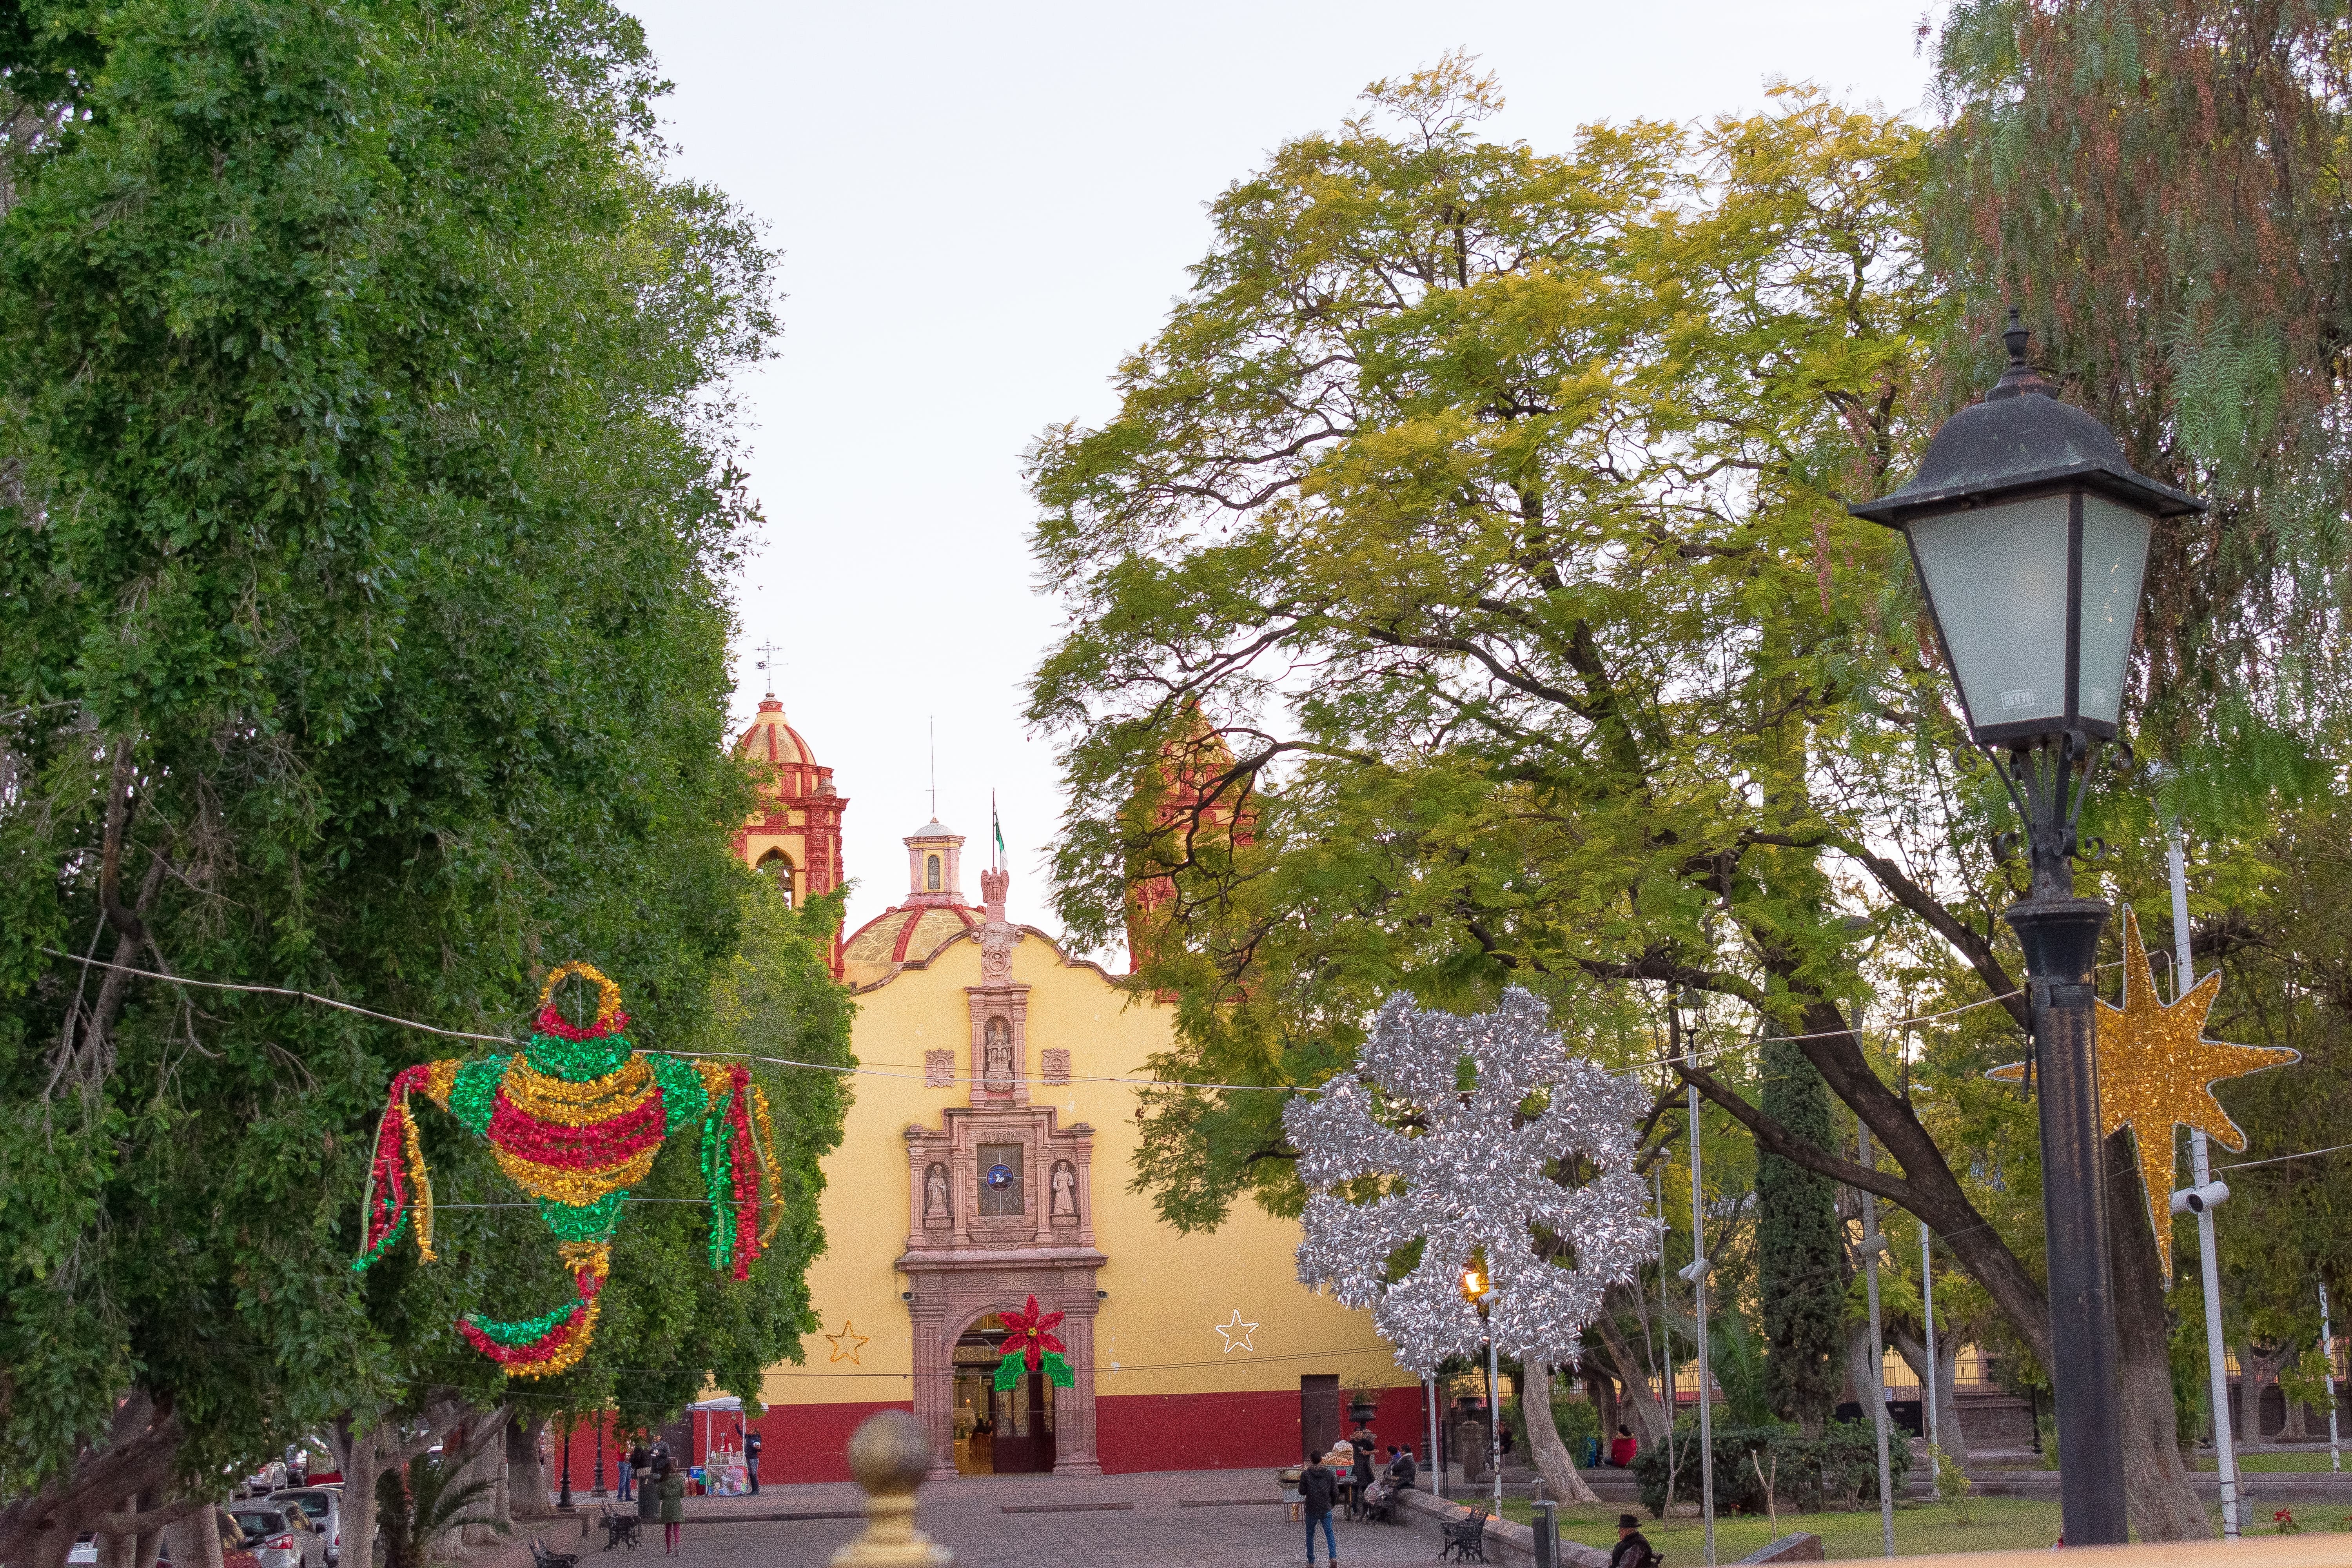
xmin=1989 ymin=908 xmax=2297 ymax=1281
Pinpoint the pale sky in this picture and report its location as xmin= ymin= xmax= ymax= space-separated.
xmin=625 ymin=0 xmax=1942 ymax=951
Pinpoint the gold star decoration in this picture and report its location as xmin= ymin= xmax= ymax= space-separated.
xmin=825 ymin=1319 xmax=869 ymax=1365
xmin=1988 ymin=908 xmax=2297 ymax=1281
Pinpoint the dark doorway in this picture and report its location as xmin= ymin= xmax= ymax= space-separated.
xmin=1301 ymin=1374 xmax=1340 ymax=1463
xmin=992 ymin=1370 xmax=1057 ymax=1473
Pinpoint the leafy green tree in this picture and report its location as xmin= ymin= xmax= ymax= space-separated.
xmin=0 ymin=2 xmax=826 ymax=1563
xmin=1023 ymin=56 xmax=2207 ymax=1534
xmin=1758 ymin=1035 xmax=1844 ymax=1434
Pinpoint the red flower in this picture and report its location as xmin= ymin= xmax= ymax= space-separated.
xmin=998 ymin=1294 xmax=1067 ymax=1371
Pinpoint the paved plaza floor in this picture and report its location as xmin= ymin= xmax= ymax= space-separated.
xmin=615 ymin=1471 xmax=1445 ymax=1568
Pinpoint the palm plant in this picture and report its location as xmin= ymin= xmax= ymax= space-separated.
xmin=375 ymin=1454 xmax=504 ymax=1568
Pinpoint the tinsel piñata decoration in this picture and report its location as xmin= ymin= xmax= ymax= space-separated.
xmin=1284 ymin=987 xmax=1657 ymax=1373
xmin=353 ymin=962 xmax=782 ymax=1378
xmin=991 ymin=1294 xmax=1076 ymax=1391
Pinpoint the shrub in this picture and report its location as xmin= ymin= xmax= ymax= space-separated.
xmin=1631 ymin=1420 xmax=1909 ymax=1518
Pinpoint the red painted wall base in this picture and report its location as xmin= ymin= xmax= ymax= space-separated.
xmin=751 ymin=1385 xmax=1433 ymax=1483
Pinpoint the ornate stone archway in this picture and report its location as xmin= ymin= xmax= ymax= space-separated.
xmin=905 ymin=1256 xmax=1103 ymax=1478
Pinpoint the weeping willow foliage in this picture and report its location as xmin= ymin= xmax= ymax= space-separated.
xmin=1930 ymin=0 xmax=2352 ymax=809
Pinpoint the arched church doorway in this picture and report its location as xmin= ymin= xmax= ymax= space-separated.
xmin=948 ymin=1311 xmax=1056 ymax=1474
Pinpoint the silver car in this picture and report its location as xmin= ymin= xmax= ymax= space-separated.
xmin=266 ymin=1488 xmax=345 ymax=1567
xmin=225 ymin=1506 xmax=325 ymax=1568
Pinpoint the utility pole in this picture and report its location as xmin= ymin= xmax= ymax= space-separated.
xmin=2165 ymin=806 xmax=2240 ymax=1537
xmin=1679 ymin=995 xmax=1716 ymax=1566
xmin=1860 ymin=1131 xmax=1895 ymax=1558
xmin=2323 ymin=1283 xmax=2342 ymax=1474
xmin=1922 ymin=1222 xmax=1940 ymax=1493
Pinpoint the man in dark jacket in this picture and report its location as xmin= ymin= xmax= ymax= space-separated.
xmin=1301 ymin=1452 xmax=1340 ymax=1564
xmin=1609 ymin=1513 xmax=1656 ymax=1568
xmin=733 ymin=1422 xmax=762 ymax=1494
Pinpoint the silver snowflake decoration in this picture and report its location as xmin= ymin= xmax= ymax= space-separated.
xmin=1285 ymin=987 xmax=1657 ymax=1372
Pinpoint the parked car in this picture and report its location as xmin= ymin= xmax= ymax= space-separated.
xmin=267 ymin=1488 xmax=345 ymax=1566
xmin=225 ymin=1506 xmax=326 ymax=1568
xmin=67 ymin=1535 xmax=172 ymax=1568
xmin=240 ymin=1461 xmax=287 ymax=1498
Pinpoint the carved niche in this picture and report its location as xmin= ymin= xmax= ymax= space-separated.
xmin=902 ymin=1105 xmax=1095 ymax=1253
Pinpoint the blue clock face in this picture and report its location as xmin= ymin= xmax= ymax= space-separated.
xmin=984 ymin=1164 xmax=1015 ymax=1190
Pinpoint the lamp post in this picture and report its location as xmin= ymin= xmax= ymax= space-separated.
xmin=558 ymin=1418 xmax=575 ymax=1513
xmin=1853 ymin=308 xmax=2207 ymax=1546
xmin=1461 ymin=1262 xmax=1502 ymax=1514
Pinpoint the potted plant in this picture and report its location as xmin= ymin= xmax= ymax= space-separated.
xmin=1346 ymin=1377 xmax=1380 ymax=1427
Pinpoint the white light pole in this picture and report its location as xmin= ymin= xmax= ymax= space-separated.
xmin=1679 ymin=994 xmax=1716 ymax=1566
xmin=1485 ymin=1295 xmax=1503 ymax=1515
xmin=2321 ymin=1282 xmax=2342 ymax=1474
xmin=1860 ymin=1130 xmax=1896 ymax=1558
xmin=1426 ymin=1372 xmax=1443 ymax=1501
xmin=2163 ymin=804 xmax=2241 ymax=1537
xmin=1921 ymin=1221 xmax=1940 ymax=1492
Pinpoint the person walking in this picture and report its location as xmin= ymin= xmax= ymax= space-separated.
xmin=1301 ymin=1449 xmax=1340 ymax=1566
xmin=658 ymin=1460 xmax=686 ymax=1555
xmin=733 ymin=1422 xmax=762 ymax=1495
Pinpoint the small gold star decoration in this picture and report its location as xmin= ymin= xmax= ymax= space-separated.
xmin=825 ymin=1319 xmax=869 ymax=1365
xmin=1989 ymin=908 xmax=2297 ymax=1281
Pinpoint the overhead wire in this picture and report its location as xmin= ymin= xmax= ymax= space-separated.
xmin=40 ymin=945 xmax=2043 ymax=1100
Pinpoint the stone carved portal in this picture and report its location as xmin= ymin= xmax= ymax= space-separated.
xmin=901 ymin=916 xmax=1102 ymax=1476
xmin=902 ymin=1103 xmax=1102 ymax=1477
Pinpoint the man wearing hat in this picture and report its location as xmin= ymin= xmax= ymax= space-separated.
xmin=1608 ymin=1514 xmax=1656 ymax=1568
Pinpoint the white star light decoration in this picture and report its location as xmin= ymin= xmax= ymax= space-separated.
xmin=1285 ymin=987 xmax=1657 ymax=1373
xmin=1214 ymin=1309 xmax=1259 ymax=1352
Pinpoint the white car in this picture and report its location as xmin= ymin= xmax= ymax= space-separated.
xmin=67 ymin=1538 xmax=97 ymax=1567
xmin=266 ymin=1488 xmax=345 ymax=1566
xmin=225 ymin=1506 xmax=325 ymax=1568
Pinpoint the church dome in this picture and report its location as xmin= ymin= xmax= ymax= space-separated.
xmin=840 ymin=904 xmax=982 ymax=986
xmin=737 ymin=697 xmax=820 ymax=769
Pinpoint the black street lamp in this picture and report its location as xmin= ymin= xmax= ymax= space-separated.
xmin=1852 ymin=309 xmax=2206 ymax=1546
xmin=558 ymin=1419 xmax=574 ymax=1513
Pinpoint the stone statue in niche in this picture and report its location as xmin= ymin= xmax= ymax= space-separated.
xmin=924 ymin=1162 xmax=951 ymax=1220
xmin=1050 ymin=1160 xmax=1079 ymax=1220
xmin=983 ymin=1015 xmax=1014 ymax=1093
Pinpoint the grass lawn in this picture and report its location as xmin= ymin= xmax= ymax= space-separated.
xmin=1493 ymin=1497 xmax=2279 ymax=1561
xmin=1497 ymin=1497 xmax=2067 ymax=1561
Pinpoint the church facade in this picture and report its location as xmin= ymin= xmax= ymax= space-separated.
xmin=729 ymin=697 xmax=1425 ymax=1480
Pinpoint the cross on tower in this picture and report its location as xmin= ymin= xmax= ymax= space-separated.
xmin=927 ymin=716 xmax=941 ymax=821
xmin=754 ymin=638 xmax=784 ymax=695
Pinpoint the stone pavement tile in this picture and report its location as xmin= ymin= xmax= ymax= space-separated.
xmin=656 ymin=1470 xmax=1443 ymax=1568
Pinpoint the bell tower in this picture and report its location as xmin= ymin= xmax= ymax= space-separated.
xmin=731 ymin=665 xmax=848 ymax=975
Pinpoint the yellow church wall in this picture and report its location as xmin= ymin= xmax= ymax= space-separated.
xmin=753 ymin=922 xmax=1427 ymax=1477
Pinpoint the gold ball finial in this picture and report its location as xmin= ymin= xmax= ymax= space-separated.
xmin=831 ymin=1411 xmax=952 ymax=1566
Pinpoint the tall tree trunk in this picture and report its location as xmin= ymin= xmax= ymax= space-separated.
xmin=505 ymin=1417 xmax=551 ymax=1521
xmin=1890 ymin=1330 xmax=1970 ymax=1469
xmin=1844 ymin=1318 xmax=1877 ymax=1411
xmin=2107 ymin=1127 xmax=2210 ymax=1541
xmin=1592 ymin=1293 xmax=1671 ymax=1445
xmin=2241 ymin=1345 xmax=2274 ymax=1448
xmin=159 ymin=1510 xmax=223 ymax=1568
xmin=1520 ymin=1362 xmax=1600 ymax=1504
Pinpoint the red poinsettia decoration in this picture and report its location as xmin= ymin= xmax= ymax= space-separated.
xmin=998 ymin=1294 xmax=1067 ymax=1371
